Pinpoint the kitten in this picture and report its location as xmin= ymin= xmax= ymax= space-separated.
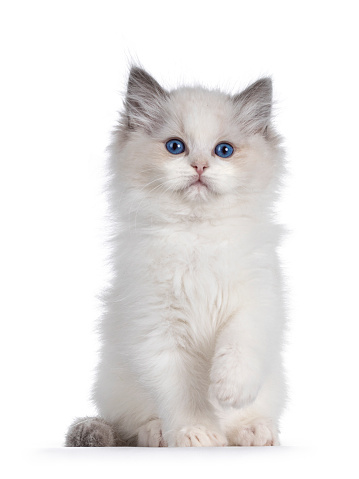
xmin=66 ymin=67 xmax=286 ymax=447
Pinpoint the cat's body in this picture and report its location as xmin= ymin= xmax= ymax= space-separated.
xmin=66 ymin=67 xmax=286 ymax=447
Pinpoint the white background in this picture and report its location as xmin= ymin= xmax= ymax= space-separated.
xmin=1 ymin=0 xmax=358 ymax=477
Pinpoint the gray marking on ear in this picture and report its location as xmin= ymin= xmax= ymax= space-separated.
xmin=125 ymin=66 xmax=169 ymax=133
xmin=233 ymin=78 xmax=273 ymax=136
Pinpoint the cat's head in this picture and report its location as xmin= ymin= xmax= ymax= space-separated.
xmin=112 ymin=67 xmax=282 ymax=212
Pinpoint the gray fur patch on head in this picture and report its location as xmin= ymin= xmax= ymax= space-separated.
xmin=232 ymin=78 xmax=273 ymax=136
xmin=65 ymin=416 xmax=116 ymax=447
xmin=125 ymin=66 xmax=169 ymax=133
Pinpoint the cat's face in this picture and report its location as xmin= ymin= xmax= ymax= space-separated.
xmin=116 ymin=67 xmax=280 ymax=205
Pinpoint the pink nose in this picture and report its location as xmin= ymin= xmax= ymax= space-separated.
xmin=191 ymin=163 xmax=208 ymax=176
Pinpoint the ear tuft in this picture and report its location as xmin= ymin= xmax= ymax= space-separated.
xmin=233 ymin=78 xmax=273 ymax=135
xmin=125 ymin=67 xmax=169 ymax=133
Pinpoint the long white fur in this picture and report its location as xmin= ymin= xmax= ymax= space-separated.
xmin=92 ymin=68 xmax=287 ymax=447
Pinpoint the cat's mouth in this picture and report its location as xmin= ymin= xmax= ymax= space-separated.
xmin=189 ymin=177 xmax=208 ymax=189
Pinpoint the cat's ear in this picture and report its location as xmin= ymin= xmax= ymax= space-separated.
xmin=125 ymin=67 xmax=169 ymax=133
xmin=233 ymin=78 xmax=272 ymax=136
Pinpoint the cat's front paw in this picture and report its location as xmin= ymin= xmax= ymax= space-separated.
xmin=175 ymin=425 xmax=227 ymax=447
xmin=137 ymin=418 xmax=167 ymax=447
xmin=210 ymin=347 xmax=261 ymax=409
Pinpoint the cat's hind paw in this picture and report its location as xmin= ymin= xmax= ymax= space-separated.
xmin=174 ymin=425 xmax=227 ymax=447
xmin=229 ymin=421 xmax=279 ymax=446
xmin=65 ymin=417 xmax=116 ymax=447
xmin=137 ymin=418 xmax=167 ymax=447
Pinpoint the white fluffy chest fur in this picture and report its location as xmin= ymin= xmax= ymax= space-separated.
xmin=145 ymin=224 xmax=236 ymax=336
xmin=110 ymin=216 xmax=278 ymax=355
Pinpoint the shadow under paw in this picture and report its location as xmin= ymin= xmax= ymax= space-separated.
xmin=65 ymin=417 xmax=116 ymax=447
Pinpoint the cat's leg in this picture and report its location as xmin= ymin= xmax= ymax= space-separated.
xmin=93 ymin=359 xmax=167 ymax=447
xmin=137 ymin=362 xmax=227 ymax=447
xmin=209 ymin=274 xmax=284 ymax=411
xmin=209 ymin=276 xmax=285 ymax=446
xmin=91 ymin=349 xmax=226 ymax=447
xmin=153 ymin=354 xmax=228 ymax=448
xmin=125 ymin=325 xmax=227 ymax=447
xmin=220 ymin=364 xmax=286 ymax=446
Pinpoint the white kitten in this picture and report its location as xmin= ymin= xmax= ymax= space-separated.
xmin=66 ymin=67 xmax=286 ymax=447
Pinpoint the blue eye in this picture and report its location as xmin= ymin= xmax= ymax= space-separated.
xmin=166 ymin=139 xmax=185 ymax=155
xmin=215 ymin=142 xmax=234 ymax=158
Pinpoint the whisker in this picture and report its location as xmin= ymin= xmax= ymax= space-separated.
xmin=132 ymin=179 xmax=178 ymax=228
